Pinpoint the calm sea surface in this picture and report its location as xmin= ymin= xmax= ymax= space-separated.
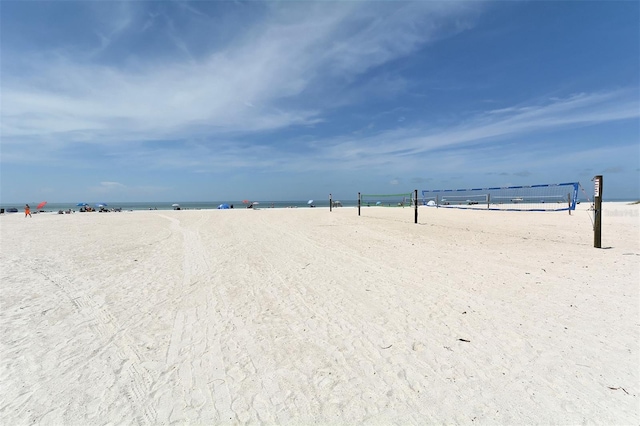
xmin=1 ymin=198 xmax=636 ymax=213
xmin=1 ymin=200 xmax=359 ymax=212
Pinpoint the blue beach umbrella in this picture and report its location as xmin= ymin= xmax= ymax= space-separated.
xmin=95 ymin=203 xmax=107 ymax=207
xmin=218 ymin=203 xmax=230 ymax=209
xmin=77 ymin=203 xmax=88 ymax=207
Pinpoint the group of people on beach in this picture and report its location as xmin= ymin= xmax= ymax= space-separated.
xmin=21 ymin=204 xmax=119 ymax=217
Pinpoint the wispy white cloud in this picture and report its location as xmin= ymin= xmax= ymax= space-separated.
xmin=1 ymin=2 xmax=480 ymax=153
xmin=87 ymin=181 xmax=171 ymax=197
xmin=90 ymin=2 xmax=135 ymax=56
xmin=2 ymin=76 xmax=636 ymax=179
xmin=99 ymin=181 xmax=125 ymax=188
xmin=309 ymin=89 xmax=639 ymax=169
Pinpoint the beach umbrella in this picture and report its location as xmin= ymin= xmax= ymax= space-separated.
xmin=242 ymin=200 xmax=250 ymax=204
xmin=76 ymin=203 xmax=88 ymax=207
xmin=171 ymin=203 xmax=180 ymax=207
xmin=218 ymin=203 xmax=230 ymax=209
xmin=252 ymin=202 xmax=259 ymax=205
xmin=427 ymin=200 xmax=436 ymax=206
xmin=307 ymin=200 xmax=314 ymax=205
xmin=37 ymin=201 xmax=47 ymax=209
xmin=376 ymin=201 xmax=381 ymax=205
xmin=95 ymin=203 xmax=107 ymax=207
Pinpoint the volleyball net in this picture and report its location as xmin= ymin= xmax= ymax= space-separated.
xmin=358 ymin=191 xmax=419 ymax=223
xmin=360 ymin=192 xmax=414 ymax=207
xmin=421 ymin=182 xmax=580 ymax=212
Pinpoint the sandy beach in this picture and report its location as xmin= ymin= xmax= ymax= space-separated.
xmin=1 ymin=202 xmax=638 ymax=425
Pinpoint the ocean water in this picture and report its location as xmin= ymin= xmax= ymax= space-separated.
xmin=1 ymin=198 xmax=636 ymax=214
xmin=1 ymin=200 xmax=359 ymax=213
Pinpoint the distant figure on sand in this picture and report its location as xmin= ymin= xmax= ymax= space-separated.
xmin=24 ymin=204 xmax=31 ymax=218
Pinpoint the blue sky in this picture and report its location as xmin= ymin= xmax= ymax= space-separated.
xmin=1 ymin=1 xmax=638 ymax=203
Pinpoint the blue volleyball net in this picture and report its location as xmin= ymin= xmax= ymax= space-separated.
xmin=421 ymin=182 xmax=580 ymax=212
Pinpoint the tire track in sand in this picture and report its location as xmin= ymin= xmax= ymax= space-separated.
xmin=156 ymin=214 xmax=234 ymax=424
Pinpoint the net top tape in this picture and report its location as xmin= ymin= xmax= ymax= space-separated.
xmin=361 ymin=192 xmax=413 ymax=197
xmin=422 ymin=182 xmax=578 ymax=193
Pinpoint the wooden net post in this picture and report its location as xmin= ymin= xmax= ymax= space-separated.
xmin=414 ymin=189 xmax=418 ymax=224
xmin=593 ymin=175 xmax=603 ymax=248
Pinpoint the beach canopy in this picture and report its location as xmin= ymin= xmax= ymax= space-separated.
xmin=218 ymin=203 xmax=230 ymax=209
xmin=37 ymin=201 xmax=47 ymax=209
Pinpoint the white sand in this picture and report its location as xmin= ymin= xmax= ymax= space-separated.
xmin=1 ymin=202 xmax=638 ymax=425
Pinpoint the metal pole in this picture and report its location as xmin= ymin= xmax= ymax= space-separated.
xmin=487 ymin=193 xmax=490 ymax=209
xmin=414 ymin=189 xmax=418 ymax=224
xmin=329 ymin=193 xmax=332 ymax=212
xmin=358 ymin=192 xmax=361 ymax=216
xmin=568 ymin=192 xmax=571 ymax=215
xmin=593 ymin=175 xmax=603 ymax=248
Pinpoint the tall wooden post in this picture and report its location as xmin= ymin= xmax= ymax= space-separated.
xmin=358 ymin=193 xmax=361 ymax=216
xmin=487 ymin=193 xmax=490 ymax=209
xmin=593 ymin=175 xmax=603 ymax=248
xmin=329 ymin=193 xmax=332 ymax=212
xmin=414 ymin=189 xmax=418 ymax=224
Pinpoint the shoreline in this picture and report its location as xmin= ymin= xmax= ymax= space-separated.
xmin=2 ymin=198 xmax=639 ymax=214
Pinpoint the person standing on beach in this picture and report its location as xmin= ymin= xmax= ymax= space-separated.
xmin=24 ymin=204 xmax=31 ymax=218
